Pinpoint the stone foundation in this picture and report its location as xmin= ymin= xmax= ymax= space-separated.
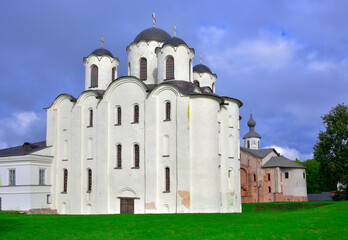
xmin=26 ymin=208 xmax=58 ymax=214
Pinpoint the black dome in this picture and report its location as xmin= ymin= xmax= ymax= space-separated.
xmin=193 ymin=64 xmax=212 ymax=74
xmin=90 ymin=48 xmax=114 ymax=58
xmin=134 ymin=28 xmax=171 ymax=43
xmin=163 ymin=37 xmax=188 ymax=47
xmin=247 ymin=114 xmax=256 ymax=128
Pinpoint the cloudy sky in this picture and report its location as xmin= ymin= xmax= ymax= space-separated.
xmin=0 ymin=1 xmax=347 ymax=160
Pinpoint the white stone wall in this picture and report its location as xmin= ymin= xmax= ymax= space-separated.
xmin=281 ymin=168 xmax=307 ymax=197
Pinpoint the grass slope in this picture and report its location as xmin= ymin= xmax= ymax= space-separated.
xmin=0 ymin=201 xmax=347 ymax=239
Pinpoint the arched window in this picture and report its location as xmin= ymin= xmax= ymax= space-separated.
xmin=253 ymin=174 xmax=256 ymax=182
xmin=140 ymin=58 xmax=147 ymax=80
xmin=165 ymin=102 xmax=171 ymax=120
xmin=116 ymin=106 xmax=121 ymax=125
xmin=128 ymin=62 xmax=131 ymax=76
xmin=165 ymin=167 xmax=170 ymax=192
xmin=117 ymin=144 xmax=122 ymax=168
xmin=63 ymin=169 xmax=68 ymax=193
xmin=133 ymin=105 xmax=139 ymax=123
xmin=166 ymin=57 xmax=174 ymax=79
xmin=212 ymin=83 xmax=215 ymax=92
xmin=112 ymin=67 xmax=116 ymax=81
xmin=91 ymin=65 xmax=98 ymax=88
xmin=258 ymin=141 xmax=260 ymax=149
xmin=267 ymin=173 xmax=271 ymax=181
xmin=87 ymin=169 xmax=92 ymax=192
xmin=89 ymin=109 xmax=93 ymax=127
xmin=134 ymin=144 xmax=139 ymax=168
xmin=193 ymin=80 xmax=200 ymax=87
xmin=247 ymin=140 xmax=250 ymax=148
xmin=268 ymin=186 xmax=271 ymax=193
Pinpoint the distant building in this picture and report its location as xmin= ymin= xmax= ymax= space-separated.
xmin=240 ymin=114 xmax=308 ymax=203
xmin=0 ymin=19 xmax=242 ymax=214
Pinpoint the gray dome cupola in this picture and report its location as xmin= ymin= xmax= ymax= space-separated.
xmin=162 ymin=36 xmax=188 ymax=48
xmin=89 ymin=48 xmax=114 ymax=58
xmin=243 ymin=114 xmax=261 ymax=149
xmin=133 ymin=28 xmax=171 ymax=43
xmin=83 ymin=36 xmax=119 ymax=91
xmin=192 ymin=55 xmax=217 ymax=93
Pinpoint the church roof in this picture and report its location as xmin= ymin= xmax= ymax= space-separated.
xmin=193 ymin=64 xmax=213 ymax=74
xmin=243 ymin=131 xmax=261 ymax=139
xmin=262 ymin=156 xmax=306 ymax=169
xmin=0 ymin=141 xmax=47 ymax=157
xmin=133 ymin=27 xmax=171 ymax=43
xmin=162 ymin=37 xmax=188 ymax=47
xmin=241 ymin=147 xmax=276 ymax=159
xmin=90 ymin=48 xmax=114 ymax=58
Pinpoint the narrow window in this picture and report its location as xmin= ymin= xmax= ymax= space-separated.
xmin=285 ymin=172 xmax=289 ymax=179
xmin=303 ymin=172 xmax=306 ymax=179
xmin=112 ymin=67 xmax=116 ymax=81
xmin=140 ymin=58 xmax=147 ymax=80
xmin=193 ymin=80 xmax=200 ymax=87
xmin=258 ymin=141 xmax=260 ymax=149
xmin=165 ymin=102 xmax=171 ymax=120
xmin=116 ymin=107 xmax=122 ymax=125
xmin=47 ymin=194 xmax=51 ymax=204
xmin=189 ymin=59 xmax=192 ymax=82
xmin=166 ymin=57 xmax=174 ymax=79
xmin=39 ymin=169 xmax=45 ymax=185
xmin=267 ymin=173 xmax=271 ymax=181
xmin=268 ymin=186 xmax=271 ymax=193
xmin=165 ymin=167 xmax=170 ymax=192
xmin=133 ymin=105 xmax=139 ymax=123
xmin=63 ymin=169 xmax=68 ymax=193
xmin=89 ymin=109 xmax=93 ymax=127
xmin=134 ymin=144 xmax=139 ymax=168
xmin=91 ymin=65 xmax=98 ymax=87
xmin=117 ymin=145 xmax=122 ymax=168
xmin=87 ymin=169 xmax=92 ymax=192
xmin=9 ymin=169 xmax=16 ymax=186
xmin=253 ymin=174 xmax=256 ymax=182
xmin=247 ymin=140 xmax=250 ymax=148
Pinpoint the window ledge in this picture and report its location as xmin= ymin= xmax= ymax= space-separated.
xmin=229 ymin=126 xmax=234 ymax=128
xmin=131 ymin=122 xmax=139 ymax=124
xmin=86 ymin=191 xmax=91 ymax=193
xmin=228 ymin=157 xmax=234 ymax=159
xmin=87 ymin=158 xmax=93 ymax=160
xmin=61 ymin=192 xmax=67 ymax=194
xmin=131 ymin=167 xmax=140 ymax=169
xmin=162 ymin=191 xmax=170 ymax=193
xmin=114 ymin=123 xmax=121 ymax=126
xmin=163 ymin=119 xmax=171 ymax=122
xmin=87 ymin=125 xmax=93 ymax=128
xmin=114 ymin=167 xmax=122 ymax=169
xmin=162 ymin=155 xmax=170 ymax=157
xmin=62 ymin=159 xmax=68 ymax=161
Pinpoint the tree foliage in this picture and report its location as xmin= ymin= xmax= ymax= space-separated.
xmin=313 ymin=103 xmax=348 ymax=192
xmin=296 ymin=159 xmax=322 ymax=193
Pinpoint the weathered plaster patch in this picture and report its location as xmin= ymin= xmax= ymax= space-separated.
xmin=178 ymin=191 xmax=190 ymax=209
xmin=145 ymin=202 xmax=156 ymax=210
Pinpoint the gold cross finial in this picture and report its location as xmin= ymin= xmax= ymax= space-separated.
xmin=100 ymin=35 xmax=104 ymax=48
xmin=200 ymin=54 xmax=202 ymax=64
xmin=174 ymin=24 xmax=177 ymax=37
xmin=152 ymin=10 xmax=156 ymax=28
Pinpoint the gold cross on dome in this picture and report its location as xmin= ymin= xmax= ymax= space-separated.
xmin=100 ymin=35 xmax=104 ymax=48
xmin=174 ymin=24 xmax=177 ymax=37
xmin=200 ymin=54 xmax=202 ymax=64
xmin=152 ymin=10 xmax=156 ymax=28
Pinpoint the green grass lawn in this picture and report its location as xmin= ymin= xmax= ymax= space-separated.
xmin=0 ymin=201 xmax=347 ymax=240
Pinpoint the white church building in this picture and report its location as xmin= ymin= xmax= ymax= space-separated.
xmin=0 ymin=21 xmax=243 ymax=214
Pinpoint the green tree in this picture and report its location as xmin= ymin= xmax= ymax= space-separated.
xmin=296 ymin=159 xmax=322 ymax=193
xmin=313 ymin=103 xmax=348 ymax=192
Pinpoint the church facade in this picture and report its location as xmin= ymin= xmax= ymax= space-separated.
xmin=240 ymin=115 xmax=308 ymax=203
xmin=0 ymin=22 xmax=242 ymax=214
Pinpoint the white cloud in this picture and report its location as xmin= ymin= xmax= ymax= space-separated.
xmin=0 ymin=111 xmax=42 ymax=148
xmin=265 ymin=145 xmax=313 ymax=161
